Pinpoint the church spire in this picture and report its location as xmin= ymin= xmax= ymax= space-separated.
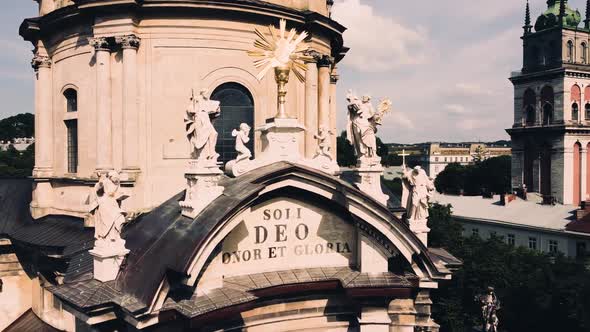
xmin=524 ymin=0 xmax=532 ymax=35
xmin=585 ymin=0 xmax=590 ymax=29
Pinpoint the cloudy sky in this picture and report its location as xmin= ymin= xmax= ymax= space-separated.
xmin=1 ymin=0 xmax=586 ymax=143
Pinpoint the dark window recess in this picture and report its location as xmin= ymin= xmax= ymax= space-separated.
xmin=65 ymin=120 xmax=78 ymax=174
xmin=211 ymin=83 xmax=255 ymax=164
xmin=64 ymin=89 xmax=77 ymax=113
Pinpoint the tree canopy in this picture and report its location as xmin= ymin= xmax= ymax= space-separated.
xmin=435 ymin=156 xmax=511 ymax=195
xmin=0 ymin=113 xmax=34 ymax=141
xmin=429 ymin=203 xmax=590 ymax=332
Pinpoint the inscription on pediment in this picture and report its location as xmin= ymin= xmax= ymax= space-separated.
xmin=197 ymin=197 xmax=357 ymax=286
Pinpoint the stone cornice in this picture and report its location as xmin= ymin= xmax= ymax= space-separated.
xmin=115 ymin=34 xmax=141 ymax=50
xmin=20 ymin=0 xmax=347 ymax=63
xmin=31 ymin=54 xmax=52 ymax=70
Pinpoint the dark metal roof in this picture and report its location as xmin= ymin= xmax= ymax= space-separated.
xmin=10 ymin=215 xmax=93 ymax=250
xmin=161 ymin=266 xmax=418 ymax=319
xmin=3 ymin=308 xmax=60 ymax=332
xmin=0 ymin=179 xmax=33 ymax=237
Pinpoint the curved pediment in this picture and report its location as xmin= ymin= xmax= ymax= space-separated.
xmin=115 ymin=162 xmax=450 ymax=314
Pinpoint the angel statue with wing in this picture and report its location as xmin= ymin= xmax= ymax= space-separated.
xmin=184 ymin=89 xmax=222 ymax=167
xmin=346 ymin=90 xmax=392 ymax=163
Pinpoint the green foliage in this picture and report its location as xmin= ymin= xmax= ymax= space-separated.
xmin=382 ymin=178 xmax=402 ymax=197
xmin=435 ymin=156 xmax=511 ymax=195
xmin=428 ymin=203 xmax=590 ymax=332
xmin=336 ymin=131 xmax=392 ymax=167
xmin=0 ymin=143 xmax=34 ymax=178
xmin=337 ymin=131 xmax=356 ymax=167
xmin=0 ymin=113 xmax=34 ymax=141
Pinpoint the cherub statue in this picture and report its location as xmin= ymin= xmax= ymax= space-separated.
xmin=314 ymin=125 xmax=333 ymax=159
xmin=184 ymin=89 xmax=221 ymax=166
xmin=232 ymin=123 xmax=252 ymax=163
xmin=89 ymin=171 xmax=129 ymax=250
xmin=346 ymin=90 xmax=392 ymax=163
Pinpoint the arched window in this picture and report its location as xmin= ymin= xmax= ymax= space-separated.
xmin=585 ymin=103 xmax=590 ymax=121
xmin=543 ymin=103 xmax=553 ymax=125
xmin=211 ymin=83 xmax=254 ymax=164
xmin=574 ymin=142 xmax=583 ymax=205
xmin=582 ymin=42 xmax=588 ymax=64
xmin=63 ymin=88 xmax=77 ymax=113
xmin=63 ymin=88 xmax=78 ymax=173
xmin=541 ymin=86 xmax=554 ymax=125
xmin=567 ymin=40 xmax=574 ymax=63
xmin=523 ymin=88 xmax=536 ymax=126
xmin=572 ymin=103 xmax=579 ymax=122
xmin=525 ymin=105 xmax=536 ymax=125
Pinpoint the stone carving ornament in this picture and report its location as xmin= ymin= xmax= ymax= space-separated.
xmin=314 ymin=125 xmax=333 ymax=160
xmin=89 ymin=171 xmax=129 ymax=251
xmin=345 ymin=90 xmax=392 ymax=165
xmin=232 ymin=123 xmax=252 ymax=162
xmin=184 ymin=89 xmax=221 ymax=167
xmin=402 ymin=166 xmax=434 ymax=221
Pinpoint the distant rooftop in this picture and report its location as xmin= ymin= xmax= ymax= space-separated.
xmin=432 ymin=193 xmax=578 ymax=233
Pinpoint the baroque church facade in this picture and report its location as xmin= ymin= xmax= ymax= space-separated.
xmin=509 ymin=0 xmax=590 ymax=205
xmin=0 ymin=0 xmax=460 ymax=331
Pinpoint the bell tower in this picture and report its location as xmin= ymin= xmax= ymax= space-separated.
xmin=508 ymin=0 xmax=590 ymax=205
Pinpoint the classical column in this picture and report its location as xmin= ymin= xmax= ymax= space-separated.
xmin=90 ymin=37 xmax=113 ymax=172
xmin=115 ymin=35 xmax=141 ymax=174
xmin=304 ymin=54 xmax=319 ymax=159
xmin=330 ymin=66 xmax=339 ymax=160
xmin=31 ymin=54 xmax=53 ymax=178
xmin=317 ymin=55 xmax=332 ymax=130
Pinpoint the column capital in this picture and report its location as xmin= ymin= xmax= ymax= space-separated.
xmin=115 ymin=34 xmax=141 ymax=50
xmin=303 ymin=49 xmax=322 ymax=63
xmin=317 ymin=54 xmax=334 ymax=68
xmin=330 ymin=66 xmax=340 ymax=84
xmin=31 ymin=54 xmax=52 ymax=71
xmin=89 ymin=37 xmax=111 ymax=51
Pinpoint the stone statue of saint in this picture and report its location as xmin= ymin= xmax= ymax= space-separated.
xmin=478 ymin=287 xmax=500 ymax=332
xmin=232 ymin=123 xmax=252 ymax=163
xmin=346 ymin=90 xmax=391 ymax=164
xmin=402 ymin=166 xmax=435 ymax=221
xmin=90 ymin=171 xmax=129 ymax=251
xmin=314 ymin=125 xmax=333 ymax=160
xmin=184 ymin=89 xmax=221 ymax=166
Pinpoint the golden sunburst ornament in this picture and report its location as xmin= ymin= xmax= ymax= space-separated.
xmin=247 ymin=19 xmax=311 ymax=83
xmin=247 ymin=19 xmax=312 ymax=118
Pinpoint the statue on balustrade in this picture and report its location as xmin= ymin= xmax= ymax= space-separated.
xmin=184 ymin=89 xmax=221 ymax=167
xmin=346 ymin=90 xmax=391 ymax=164
xmin=402 ymin=166 xmax=435 ymax=221
xmin=232 ymin=123 xmax=252 ymax=163
xmin=90 ymin=171 xmax=129 ymax=251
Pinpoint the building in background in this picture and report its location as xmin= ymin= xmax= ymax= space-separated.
xmin=422 ymin=143 xmax=511 ymax=179
xmin=508 ymin=0 xmax=590 ymax=205
xmin=433 ymin=193 xmax=590 ymax=258
xmin=0 ymin=138 xmax=34 ymax=152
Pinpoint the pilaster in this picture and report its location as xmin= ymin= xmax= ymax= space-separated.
xmin=115 ymin=35 xmax=141 ymax=177
xmin=31 ymin=53 xmax=54 ymax=178
xmin=388 ymin=299 xmax=417 ymax=332
xmin=329 ymin=66 xmax=339 ymax=161
xmin=90 ymin=37 xmax=114 ymax=173
xmin=317 ymin=55 xmax=332 ymax=130
xmin=304 ymin=52 xmax=319 ymax=159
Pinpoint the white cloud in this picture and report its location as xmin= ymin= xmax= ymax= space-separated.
xmin=332 ymin=0 xmax=430 ymax=72
xmin=444 ymin=104 xmax=470 ymax=116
